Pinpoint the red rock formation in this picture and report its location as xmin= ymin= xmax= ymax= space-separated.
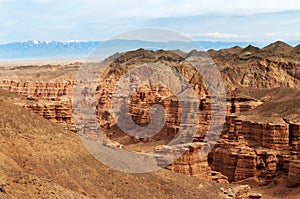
xmin=287 ymin=122 xmax=300 ymax=187
xmin=209 ymin=115 xmax=300 ymax=185
xmin=209 ymin=135 xmax=257 ymax=182
xmin=228 ymin=96 xmax=263 ymax=114
xmin=0 ymin=80 xmax=75 ymax=131
xmin=232 ymin=117 xmax=290 ymax=150
xmin=0 ymin=80 xmax=73 ymax=100
xmin=288 ymin=159 xmax=300 ymax=187
xmin=156 ymin=143 xmax=228 ymax=183
xmin=24 ymin=102 xmax=74 ymax=131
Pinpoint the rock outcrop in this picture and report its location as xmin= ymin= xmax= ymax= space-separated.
xmin=0 ymin=80 xmax=75 ymax=131
xmin=287 ymin=122 xmax=300 ymax=187
xmin=0 ymin=80 xmax=73 ymax=100
xmin=156 ymin=142 xmax=229 ymax=183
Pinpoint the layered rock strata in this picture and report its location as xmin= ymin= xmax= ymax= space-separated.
xmin=0 ymin=80 xmax=74 ymax=131
xmin=209 ymin=116 xmax=300 ymax=186
xmin=156 ymin=142 xmax=229 ymax=183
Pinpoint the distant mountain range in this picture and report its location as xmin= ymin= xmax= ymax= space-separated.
xmin=0 ymin=40 xmax=296 ymax=60
xmin=0 ymin=40 xmax=100 ymax=60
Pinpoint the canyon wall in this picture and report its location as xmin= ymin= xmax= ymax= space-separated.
xmin=209 ymin=115 xmax=300 ymax=186
xmin=156 ymin=142 xmax=229 ymax=183
xmin=0 ymin=80 xmax=73 ymax=99
xmin=0 ymin=80 xmax=75 ymax=131
xmin=287 ymin=122 xmax=300 ymax=187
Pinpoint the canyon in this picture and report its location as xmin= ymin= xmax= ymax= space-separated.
xmin=0 ymin=41 xmax=300 ymax=198
xmin=1 ymin=89 xmax=251 ymax=199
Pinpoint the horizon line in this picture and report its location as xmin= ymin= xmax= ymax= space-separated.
xmin=0 ymin=39 xmax=298 ymax=45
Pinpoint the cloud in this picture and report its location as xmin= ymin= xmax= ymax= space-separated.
xmin=13 ymin=0 xmax=300 ymax=20
xmin=0 ymin=0 xmax=300 ymax=43
xmin=265 ymin=33 xmax=277 ymax=36
xmin=185 ymin=32 xmax=239 ymax=39
xmin=67 ymin=0 xmax=300 ymax=19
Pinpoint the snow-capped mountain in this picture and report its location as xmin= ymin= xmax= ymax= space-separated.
xmin=0 ymin=40 xmax=262 ymax=60
xmin=0 ymin=40 xmax=101 ymax=60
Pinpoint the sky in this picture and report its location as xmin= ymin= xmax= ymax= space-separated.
xmin=0 ymin=0 xmax=300 ymax=43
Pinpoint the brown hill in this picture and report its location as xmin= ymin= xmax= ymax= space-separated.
xmin=185 ymin=49 xmax=209 ymax=58
xmin=237 ymin=45 xmax=261 ymax=59
xmin=205 ymin=42 xmax=300 ymax=91
xmin=241 ymin=45 xmax=261 ymax=54
xmin=262 ymin=41 xmax=294 ymax=55
xmin=292 ymin=44 xmax=300 ymax=54
xmin=221 ymin=46 xmax=243 ymax=55
xmin=208 ymin=46 xmax=242 ymax=57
